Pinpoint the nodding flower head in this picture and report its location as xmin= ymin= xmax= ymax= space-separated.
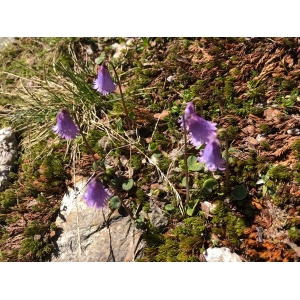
xmin=83 ymin=178 xmax=111 ymax=210
xmin=180 ymin=102 xmax=217 ymax=147
xmin=198 ymin=134 xmax=225 ymax=171
xmin=52 ymin=108 xmax=80 ymax=140
xmin=93 ymin=64 xmax=116 ymax=95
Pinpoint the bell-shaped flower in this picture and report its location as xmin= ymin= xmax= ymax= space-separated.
xmin=180 ymin=102 xmax=217 ymax=147
xmin=52 ymin=109 xmax=80 ymax=140
xmin=93 ymin=64 xmax=116 ymax=95
xmin=198 ymin=134 xmax=225 ymax=171
xmin=83 ymin=178 xmax=111 ymax=210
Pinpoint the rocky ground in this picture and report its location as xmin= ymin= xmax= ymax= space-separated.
xmin=0 ymin=37 xmax=300 ymax=261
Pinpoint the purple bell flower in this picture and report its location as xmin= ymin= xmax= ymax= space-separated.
xmin=93 ymin=64 xmax=116 ymax=95
xmin=83 ymin=178 xmax=111 ymax=210
xmin=198 ymin=134 xmax=225 ymax=171
xmin=52 ymin=109 xmax=80 ymax=140
xmin=180 ymin=102 xmax=217 ymax=147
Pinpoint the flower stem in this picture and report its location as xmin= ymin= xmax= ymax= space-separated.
xmin=182 ymin=113 xmax=190 ymax=204
xmin=119 ymin=196 xmax=136 ymax=220
xmin=72 ymin=113 xmax=135 ymax=220
xmin=225 ymin=132 xmax=230 ymax=192
xmin=104 ymin=60 xmax=131 ymax=129
xmin=72 ymin=113 xmax=99 ymax=168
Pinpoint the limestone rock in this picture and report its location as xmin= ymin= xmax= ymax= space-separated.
xmin=51 ymin=177 xmax=145 ymax=262
xmin=204 ymin=247 xmax=242 ymax=262
xmin=148 ymin=196 xmax=168 ymax=230
xmin=0 ymin=38 xmax=14 ymax=51
xmin=0 ymin=127 xmax=18 ymax=191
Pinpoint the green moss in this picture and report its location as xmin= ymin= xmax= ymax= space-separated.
xmin=259 ymin=124 xmax=272 ymax=134
xmin=15 ymin=221 xmax=53 ymax=261
xmin=224 ymin=75 xmax=235 ymax=101
xmin=155 ymin=216 xmax=207 ymax=262
xmin=260 ymin=140 xmax=270 ymax=150
xmin=0 ymin=190 xmax=17 ymax=209
xmin=135 ymin=189 xmax=147 ymax=205
xmin=159 ymin=156 xmax=172 ymax=173
xmin=18 ymin=238 xmax=53 ymax=261
xmin=293 ymin=163 xmax=300 ymax=183
xmin=226 ymin=125 xmax=239 ymax=140
xmin=268 ymin=165 xmax=291 ymax=182
xmin=273 ymin=194 xmax=289 ymax=206
xmin=142 ymin=202 xmax=151 ymax=213
xmin=287 ymin=226 xmax=300 ymax=243
xmin=292 ymin=141 xmax=300 ymax=159
xmin=211 ymin=201 xmax=246 ymax=246
xmin=131 ymin=154 xmax=143 ymax=171
xmin=84 ymin=129 xmax=107 ymax=154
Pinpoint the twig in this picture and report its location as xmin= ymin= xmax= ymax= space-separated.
xmin=72 ymin=142 xmax=82 ymax=261
xmin=225 ymin=132 xmax=230 ymax=192
xmin=182 ymin=113 xmax=190 ymax=205
xmin=104 ymin=60 xmax=131 ymax=129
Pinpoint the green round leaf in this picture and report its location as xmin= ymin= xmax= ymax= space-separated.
xmin=203 ymin=178 xmax=218 ymax=192
xmin=164 ymin=204 xmax=175 ymax=211
xmin=186 ymin=207 xmax=194 ymax=216
xmin=231 ymin=184 xmax=248 ymax=200
xmin=95 ymin=52 xmax=106 ymax=65
xmin=109 ymin=196 xmax=121 ymax=209
xmin=122 ymin=179 xmax=134 ymax=191
xmin=187 ymin=155 xmax=202 ymax=171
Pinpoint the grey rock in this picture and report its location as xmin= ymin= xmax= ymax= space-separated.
xmin=0 ymin=127 xmax=18 ymax=191
xmin=0 ymin=37 xmax=14 ymax=51
xmin=204 ymin=247 xmax=242 ymax=262
xmin=148 ymin=196 xmax=168 ymax=230
xmin=52 ymin=177 xmax=145 ymax=262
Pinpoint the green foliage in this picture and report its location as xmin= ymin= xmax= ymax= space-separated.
xmin=131 ymin=154 xmax=143 ymax=171
xmin=224 ymin=75 xmax=235 ymax=101
xmin=275 ymin=89 xmax=298 ymax=108
xmin=287 ymin=226 xmax=300 ymax=243
xmin=24 ymin=221 xmax=47 ymax=237
xmin=134 ymin=214 xmax=145 ymax=229
xmin=109 ymin=196 xmax=122 ymax=209
xmin=0 ymin=189 xmax=17 ymax=209
xmin=260 ymin=140 xmax=270 ymax=150
xmin=293 ymin=163 xmax=300 ymax=183
xmin=273 ymin=194 xmax=289 ymax=206
xmin=259 ymin=124 xmax=272 ymax=134
xmin=84 ymin=129 xmax=107 ymax=154
xmin=17 ymin=221 xmax=53 ymax=261
xmin=19 ymin=238 xmax=53 ymax=261
xmin=211 ymin=201 xmax=246 ymax=246
xmin=164 ymin=204 xmax=175 ymax=212
xmin=122 ymin=179 xmax=134 ymax=191
xmin=268 ymin=165 xmax=291 ymax=182
xmin=155 ymin=216 xmax=207 ymax=262
xmin=2 ymin=37 xmax=300 ymax=262
xmin=231 ymin=184 xmax=248 ymax=200
xmin=158 ymin=156 xmax=172 ymax=173
xmin=292 ymin=141 xmax=300 ymax=159
xmin=226 ymin=125 xmax=239 ymax=140
xmin=187 ymin=155 xmax=202 ymax=171
xmin=135 ymin=189 xmax=147 ymax=205
xmin=202 ymin=178 xmax=218 ymax=193
xmin=181 ymin=176 xmax=187 ymax=187
xmin=185 ymin=200 xmax=200 ymax=217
